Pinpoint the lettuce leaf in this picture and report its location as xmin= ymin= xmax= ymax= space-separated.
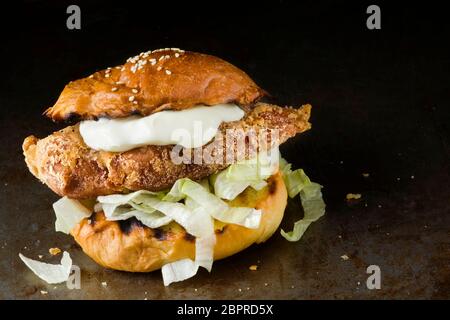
xmin=19 ymin=251 xmax=72 ymax=284
xmin=53 ymin=197 xmax=91 ymax=234
xmin=280 ymin=159 xmax=326 ymax=242
xmin=211 ymin=148 xmax=279 ymax=200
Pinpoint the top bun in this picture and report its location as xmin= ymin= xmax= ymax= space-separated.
xmin=44 ymin=49 xmax=265 ymax=121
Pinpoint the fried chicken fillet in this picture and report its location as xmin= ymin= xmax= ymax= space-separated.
xmin=23 ymin=103 xmax=311 ymax=199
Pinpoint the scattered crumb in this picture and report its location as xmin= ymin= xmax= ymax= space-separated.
xmin=49 ymin=247 xmax=61 ymax=256
xmin=291 ymin=285 xmax=295 ymax=289
xmin=264 ymin=283 xmax=268 ymax=286
xmin=38 ymin=255 xmax=43 ymax=259
xmin=362 ymin=173 xmax=370 ymax=178
xmin=238 ymin=288 xmax=242 ymax=292
xmin=257 ymin=260 xmax=261 ymax=263
xmin=101 ymin=282 xmax=107 ymax=287
xmin=144 ymin=291 xmax=148 ymax=295
xmin=386 ymin=232 xmax=390 ymax=236
xmin=346 ymin=193 xmax=362 ymax=201
xmin=357 ymin=281 xmax=361 ymax=286
xmin=144 ymin=297 xmax=148 ymax=300
xmin=194 ymin=288 xmax=198 ymax=292
xmin=364 ymin=203 xmax=368 ymax=207
xmin=339 ymin=160 xmax=344 ymax=164
xmin=338 ymin=235 xmax=342 ymax=239
xmin=378 ymin=204 xmax=382 ymax=208
xmin=340 ymin=254 xmax=350 ymax=261
xmin=411 ymin=175 xmax=415 ymax=179
xmin=249 ymin=265 xmax=258 ymax=271
xmin=396 ymin=177 xmax=401 ymax=181
xmin=40 ymin=290 xmax=48 ymax=295
xmin=246 ymin=287 xmax=250 ymax=290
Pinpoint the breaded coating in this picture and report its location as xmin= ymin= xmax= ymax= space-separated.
xmin=23 ymin=103 xmax=311 ymax=199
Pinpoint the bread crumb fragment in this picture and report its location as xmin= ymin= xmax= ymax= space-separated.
xmin=340 ymin=254 xmax=350 ymax=261
xmin=346 ymin=193 xmax=362 ymax=200
xmin=49 ymin=247 xmax=61 ymax=255
xmin=249 ymin=265 xmax=258 ymax=271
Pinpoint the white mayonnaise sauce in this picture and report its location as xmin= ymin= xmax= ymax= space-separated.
xmin=79 ymin=104 xmax=244 ymax=152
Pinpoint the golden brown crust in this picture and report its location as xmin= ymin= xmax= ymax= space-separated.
xmin=44 ymin=50 xmax=265 ymax=121
xmin=71 ymin=172 xmax=287 ymax=272
xmin=23 ymin=103 xmax=311 ymax=199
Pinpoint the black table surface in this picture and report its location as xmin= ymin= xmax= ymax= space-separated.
xmin=0 ymin=1 xmax=449 ymax=299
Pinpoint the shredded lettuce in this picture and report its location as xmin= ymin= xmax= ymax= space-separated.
xmin=97 ymin=191 xmax=173 ymax=229
xmin=19 ymin=251 xmax=72 ymax=284
xmin=211 ymin=148 xmax=279 ymax=200
xmin=280 ymin=158 xmax=326 ymax=241
xmin=161 ymin=259 xmax=199 ymax=286
xmin=53 ymin=197 xmax=92 ymax=234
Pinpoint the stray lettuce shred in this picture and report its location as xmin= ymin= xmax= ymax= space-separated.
xmin=19 ymin=252 xmax=72 ymax=284
xmin=279 ymin=158 xmax=326 ymax=241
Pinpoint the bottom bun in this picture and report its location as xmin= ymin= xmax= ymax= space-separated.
xmin=71 ymin=171 xmax=287 ymax=272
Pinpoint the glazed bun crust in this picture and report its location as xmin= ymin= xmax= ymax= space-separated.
xmin=44 ymin=49 xmax=265 ymax=121
xmin=71 ymin=172 xmax=287 ymax=272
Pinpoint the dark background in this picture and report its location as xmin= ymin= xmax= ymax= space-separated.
xmin=0 ymin=0 xmax=449 ymax=299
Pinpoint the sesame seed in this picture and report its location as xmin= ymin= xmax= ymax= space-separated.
xmin=165 ymin=55 xmax=170 ymax=59
xmin=115 ymin=66 xmax=121 ymax=69
xmin=133 ymin=101 xmax=138 ymax=105
xmin=105 ymin=69 xmax=111 ymax=73
xmin=88 ymin=75 xmax=94 ymax=78
xmin=105 ymin=74 xmax=110 ymax=78
xmin=129 ymin=96 xmax=135 ymax=102
xmin=175 ymin=53 xmax=180 ymax=58
xmin=101 ymin=282 xmax=107 ymax=287
xmin=111 ymin=87 xmax=118 ymax=92
xmin=157 ymin=66 xmax=162 ymax=71
xmin=159 ymin=56 xmax=165 ymax=61
xmin=165 ymin=70 xmax=172 ymax=75
xmin=121 ymin=67 xmax=125 ymax=71
xmin=115 ymin=81 xmax=123 ymax=85
xmin=132 ymin=88 xmax=138 ymax=94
